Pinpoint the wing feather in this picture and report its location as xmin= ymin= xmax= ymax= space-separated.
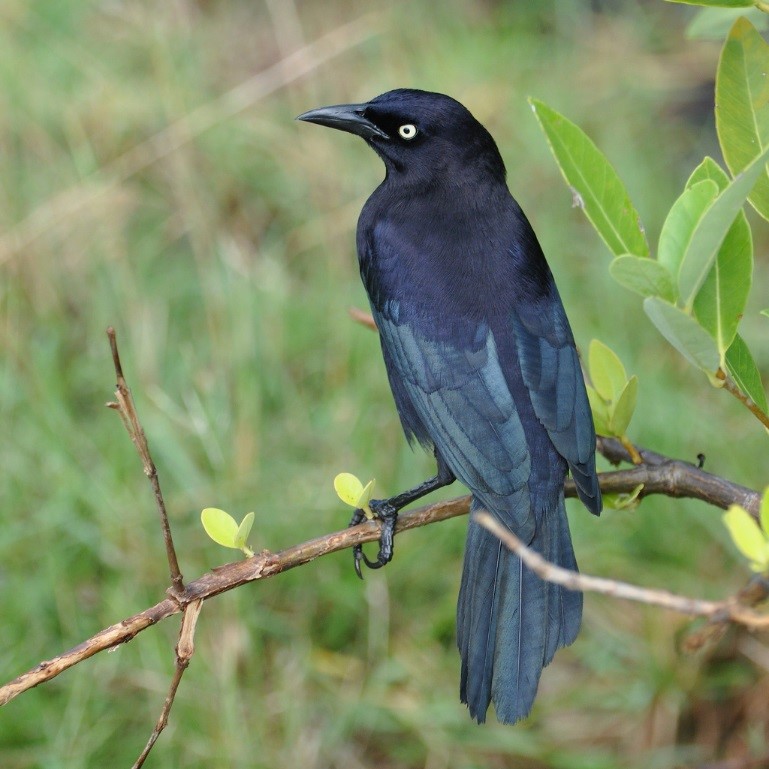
xmin=511 ymin=299 xmax=601 ymax=514
xmin=376 ymin=306 xmax=534 ymax=536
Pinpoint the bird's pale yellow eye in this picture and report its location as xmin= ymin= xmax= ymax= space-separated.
xmin=398 ymin=124 xmax=418 ymax=140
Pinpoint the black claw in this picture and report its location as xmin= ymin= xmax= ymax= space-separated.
xmin=345 ymin=470 xmax=455 ymax=578
xmin=349 ymin=508 xmax=368 ymax=579
xmin=348 ymin=508 xmax=367 ymax=528
xmin=367 ymin=498 xmax=398 ymax=567
xmin=353 ymin=545 xmax=365 ymax=579
xmin=361 ymin=551 xmax=387 ymax=569
xmin=346 ymin=500 xmax=399 ymax=577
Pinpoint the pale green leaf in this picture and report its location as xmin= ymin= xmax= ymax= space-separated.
xmin=658 ymin=180 xmax=719 ymax=277
xmin=588 ymin=339 xmax=627 ymax=403
xmin=725 ymin=334 xmax=768 ymax=414
xmin=357 ymin=478 xmax=375 ymax=508
xmin=586 ymin=385 xmax=611 ymax=436
xmin=723 ymin=505 xmax=768 ymax=565
xmin=530 ymin=99 xmax=648 ymax=257
xmin=678 ymin=145 xmax=769 ymax=308
xmin=716 ymin=17 xmax=769 ymax=222
xmin=609 ymin=254 xmax=677 ymax=301
xmin=235 ymin=512 xmax=255 ymax=549
xmin=761 ymin=309 xmax=769 ymax=319
xmin=201 ymin=507 xmax=239 ymax=548
xmin=609 ymin=375 xmax=638 ymax=437
xmin=643 ymin=296 xmax=720 ymax=373
xmin=334 ymin=473 xmax=365 ymax=507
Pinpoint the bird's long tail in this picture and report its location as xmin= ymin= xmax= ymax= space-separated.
xmin=457 ymin=496 xmax=581 ymax=724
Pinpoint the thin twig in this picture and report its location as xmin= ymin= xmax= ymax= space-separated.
xmin=716 ymin=367 xmax=769 ymax=431
xmin=106 ymin=328 xmax=184 ymax=595
xmin=683 ymin=575 xmax=769 ymax=653
xmin=348 ymin=306 xmax=378 ymax=331
xmin=132 ymin=599 xmax=203 ymax=769
xmin=475 ymin=512 xmax=769 ymax=628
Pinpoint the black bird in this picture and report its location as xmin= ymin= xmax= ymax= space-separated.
xmin=298 ymin=89 xmax=601 ymax=724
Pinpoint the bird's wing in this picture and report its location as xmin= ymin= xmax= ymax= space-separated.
xmin=374 ymin=301 xmax=534 ymax=539
xmin=509 ymin=294 xmax=601 ymax=514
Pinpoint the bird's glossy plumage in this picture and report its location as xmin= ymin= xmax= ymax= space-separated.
xmin=299 ymin=88 xmax=601 ymax=724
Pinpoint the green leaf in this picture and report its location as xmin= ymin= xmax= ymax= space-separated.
xmin=334 ymin=473 xmax=376 ymax=516
xmin=716 ymin=17 xmax=769 ymax=222
xmin=692 ymin=211 xmax=752 ymax=362
xmin=588 ymin=339 xmax=627 ymax=402
xmin=686 ymin=158 xmax=753 ymax=363
xmin=235 ymin=512 xmax=255 ymax=549
xmin=686 ymin=157 xmax=729 ymax=192
xmin=586 ymin=385 xmax=611 ymax=436
xmin=334 ymin=472 xmax=365 ymax=507
xmin=723 ymin=505 xmax=769 ymax=567
xmin=762 ymin=309 xmax=769 ymax=318
xmin=658 ymin=180 xmax=720 ymax=278
xmin=643 ymin=296 xmax=720 ymax=373
xmin=609 ymin=375 xmax=638 ymax=436
xmin=201 ymin=507 xmax=239 ymax=548
xmin=666 ymin=0 xmax=754 ymax=6
xmin=725 ymin=334 xmax=768 ymax=414
xmin=609 ymin=254 xmax=677 ymax=301
xmin=678 ymin=144 xmax=769 ymax=308
xmin=357 ymin=478 xmax=376 ymax=511
xmin=530 ymin=99 xmax=649 ymax=257
xmin=760 ymin=487 xmax=769 ymax=536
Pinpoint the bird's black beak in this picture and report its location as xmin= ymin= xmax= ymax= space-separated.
xmin=296 ymin=103 xmax=389 ymax=141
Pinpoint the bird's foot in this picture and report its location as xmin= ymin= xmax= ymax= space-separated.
xmin=349 ymin=498 xmax=398 ymax=579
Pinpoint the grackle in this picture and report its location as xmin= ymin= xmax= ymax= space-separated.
xmin=298 ymin=89 xmax=601 ymax=725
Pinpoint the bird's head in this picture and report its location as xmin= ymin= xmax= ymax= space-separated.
xmin=297 ymin=89 xmax=506 ymax=184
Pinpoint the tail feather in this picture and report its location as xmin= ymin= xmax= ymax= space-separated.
xmin=457 ymin=496 xmax=581 ymax=724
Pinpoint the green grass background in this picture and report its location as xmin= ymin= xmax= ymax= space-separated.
xmin=2 ymin=1 xmax=768 ymax=767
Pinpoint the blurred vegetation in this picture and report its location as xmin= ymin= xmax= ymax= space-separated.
xmin=1 ymin=0 xmax=768 ymax=767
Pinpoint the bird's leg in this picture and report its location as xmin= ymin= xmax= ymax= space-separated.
xmin=351 ymin=454 xmax=455 ymax=578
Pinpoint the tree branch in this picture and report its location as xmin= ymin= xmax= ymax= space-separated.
xmin=0 ymin=450 xmax=761 ymax=707
xmin=579 ymin=448 xmax=761 ymax=518
xmin=0 ymin=496 xmax=467 ymax=707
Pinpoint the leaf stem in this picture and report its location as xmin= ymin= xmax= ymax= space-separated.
xmin=716 ymin=367 xmax=769 ymax=431
xmin=619 ymin=435 xmax=643 ymax=465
